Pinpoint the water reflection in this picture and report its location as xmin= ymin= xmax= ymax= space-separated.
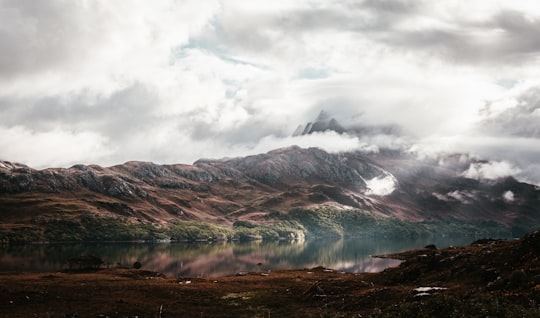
xmin=0 ymin=236 xmax=473 ymax=277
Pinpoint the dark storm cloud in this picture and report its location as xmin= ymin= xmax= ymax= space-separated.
xmin=377 ymin=9 xmax=540 ymax=65
xmin=195 ymin=1 xmax=418 ymax=56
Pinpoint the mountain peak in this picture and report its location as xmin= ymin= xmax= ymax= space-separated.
xmin=315 ymin=110 xmax=331 ymax=121
xmin=293 ymin=110 xmax=346 ymax=136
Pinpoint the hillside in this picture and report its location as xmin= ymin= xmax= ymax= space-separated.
xmin=1 ymin=146 xmax=539 ymax=243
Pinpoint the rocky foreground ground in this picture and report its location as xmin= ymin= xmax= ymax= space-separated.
xmin=1 ymin=231 xmax=540 ymax=317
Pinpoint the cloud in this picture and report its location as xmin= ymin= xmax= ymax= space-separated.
xmin=402 ymin=78 xmax=540 ymax=185
xmin=478 ymin=87 xmax=540 ymax=138
xmin=254 ymin=131 xmax=372 ymax=154
xmin=461 ymin=137 xmax=540 ymax=185
xmin=0 ymin=83 xmax=159 ymax=137
xmin=0 ymin=0 xmax=219 ymax=95
xmin=366 ymin=3 xmax=540 ymax=66
xmin=502 ymin=190 xmax=515 ymax=202
xmin=0 ymin=0 xmax=539 ymax=190
xmin=432 ymin=190 xmax=477 ymax=204
xmin=0 ymin=125 xmax=111 ymax=168
xmin=462 ymin=161 xmax=521 ymax=180
xmin=446 ymin=190 xmax=473 ymax=204
xmin=0 ymin=0 xmax=91 ymax=79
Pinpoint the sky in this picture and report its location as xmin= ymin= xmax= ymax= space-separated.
xmin=1 ymin=0 xmax=540 ymax=184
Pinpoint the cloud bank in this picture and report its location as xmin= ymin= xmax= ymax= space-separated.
xmin=1 ymin=0 xmax=539 ymax=184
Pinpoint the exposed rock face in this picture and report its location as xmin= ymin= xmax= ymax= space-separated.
xmin=292 ymin=110 xmax=404 ymax=139
xmin=293 ymin=110 xmax=346 ymax=136
xmin=0 ymin=146 xmax=539 ymax=234
xmin=0 ymin=162 xmax=36 ymax=193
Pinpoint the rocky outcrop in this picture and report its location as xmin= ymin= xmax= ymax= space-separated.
xmin=293 ymin=110 xmax=346 ymax=136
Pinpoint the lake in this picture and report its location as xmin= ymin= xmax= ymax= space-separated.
xmin=0 ymin=236 xmax=475 ymax=277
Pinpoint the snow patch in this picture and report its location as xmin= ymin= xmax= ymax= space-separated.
xmin=413 ymin=287 xmax=447 ymax=293
xmin=413 ymin=286 xmax=447 ymax=297
xmin=365 ymin=173 xmax=398 ymax=196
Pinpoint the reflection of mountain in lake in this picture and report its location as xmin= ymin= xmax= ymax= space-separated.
xmin=0 ymin=237 xmax=473 ymax=277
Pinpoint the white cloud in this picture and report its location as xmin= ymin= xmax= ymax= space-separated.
xmin=447 ymin=190 xmax=472 ymax=204
xmin=502 ymin=190 xmax=515 ymax=202
xmin=0 ymin=0 xmax=539 ymax=188
xmin=0 ymin=125 xmax=111 ymax=168
xmin=462 ymin=161 xmax=521 ymax=180
xmin=0 ymin=0 xmax=220 ymax=98
xmin=432 ymin=192 xmax=449 ymax=202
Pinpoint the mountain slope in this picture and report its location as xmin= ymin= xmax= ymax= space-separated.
xmin=1 ymin=146 xmax=539 ymax=242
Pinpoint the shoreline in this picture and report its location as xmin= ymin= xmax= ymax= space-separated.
xmin=1 ymin=232 xmax=539 ymax=317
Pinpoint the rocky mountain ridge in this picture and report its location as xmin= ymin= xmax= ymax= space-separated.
xmin=1 ymin=146 xmax=539 ymax=242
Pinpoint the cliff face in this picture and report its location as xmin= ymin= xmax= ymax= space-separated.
xmin=1 ymin=146 xmax=539 ymax=239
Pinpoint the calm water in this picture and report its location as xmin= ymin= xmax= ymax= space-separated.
xmin=0 ymin=236 xmax=474 ymax=277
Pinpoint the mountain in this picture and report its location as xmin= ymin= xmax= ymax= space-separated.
xmin=293 ymin=110 xmax=346 ymax=135
xmin=293 ymin=110 xmax=403 ymax=138
xmin=1 ymin=146 xmax=539 ymax=243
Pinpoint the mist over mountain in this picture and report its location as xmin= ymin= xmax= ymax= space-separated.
xmin=293 ymin=110 xmax=404 ymax=141
xmin=293 ymin=111 xmax=347 ymax=136
xmin=293 ymin=110 xmax=540 ymax=187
